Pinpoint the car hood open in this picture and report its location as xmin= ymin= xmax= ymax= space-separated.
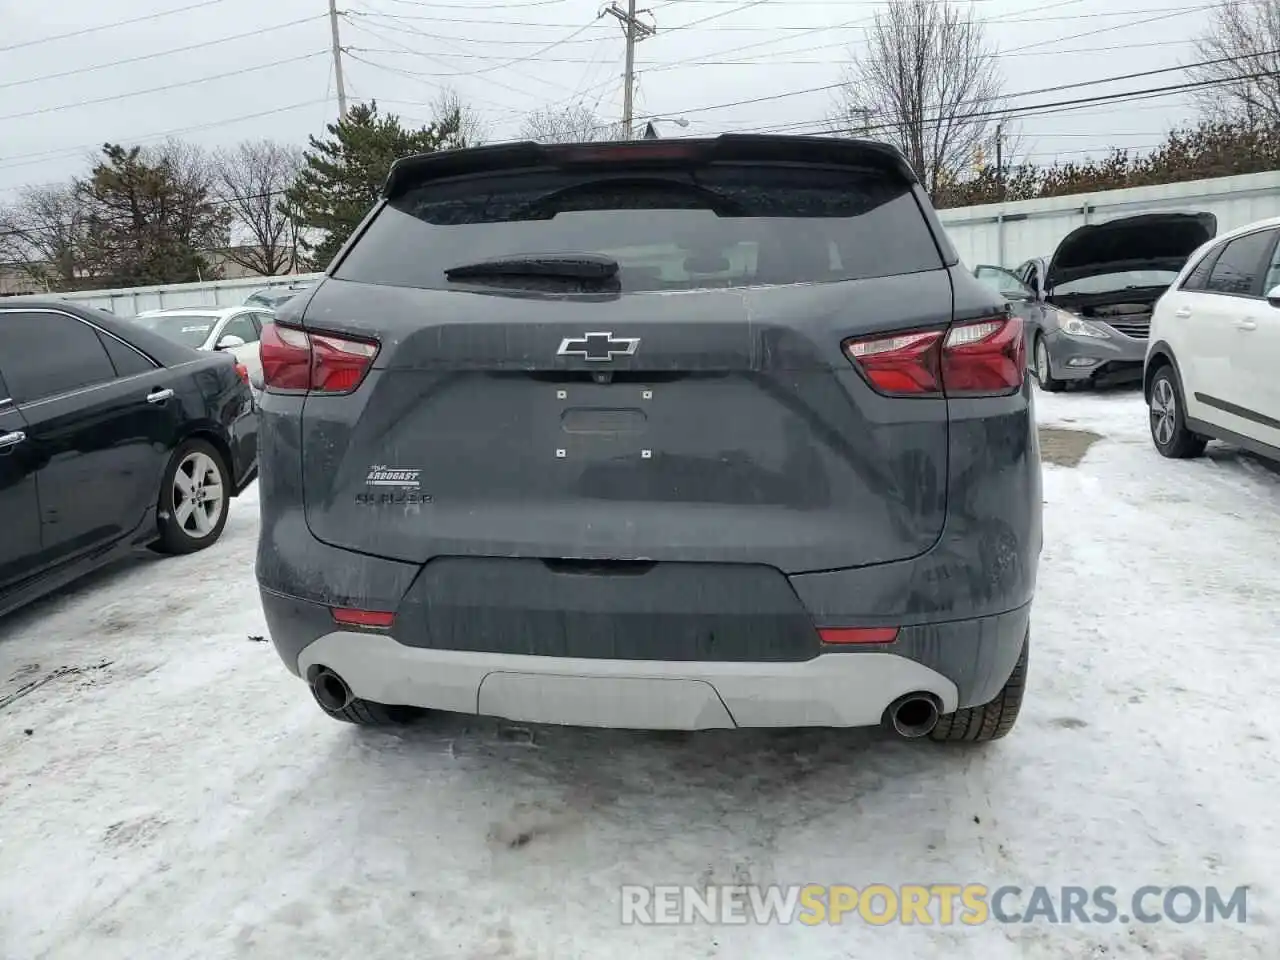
xmin=1045 ymin=212 xmax=1217 ymax=290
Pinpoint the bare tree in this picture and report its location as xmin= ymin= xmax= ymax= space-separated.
xmin=1190 ymin=0 xmax=1280 ymax=123
xmin=213 ymin=140 xmax=305 ymax=276
xmin=0 ymin=184 xmax=92 ymax=291
xmin=431 ymin=87 xmax=488 ymax=147
xmin=519 ymin=102 xmax=625 ymax=143
xmin=831 ymin=0 xmax=1005 ymax=196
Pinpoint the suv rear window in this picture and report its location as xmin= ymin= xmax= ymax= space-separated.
xmin=334 ymin=164 xmax=943 ymax=292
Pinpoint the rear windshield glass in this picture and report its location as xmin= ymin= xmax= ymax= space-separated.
xmin=131 ymin=314 xmax=217 ymax=348
xmin=334 ymin=163 xmax=943 ymax=292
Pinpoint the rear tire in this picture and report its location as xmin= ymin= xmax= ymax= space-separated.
xmin=1148 ymin=364 xmax=1207 ymax=459
xmin=322 ymin=697 xmax=405 ymax=726
xmin=155 ymin=438 xmax=230 ymax=555
xmin=1034 ymin=335 xmax=1064 ymax=392
xmin=308 ymin=667 xmax=408 ymax=726
xmin=929 ymin=636 xmax=1027 ymax=742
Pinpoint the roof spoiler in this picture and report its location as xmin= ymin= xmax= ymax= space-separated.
xmin=381 ymin=134 xmax=918 ymax=199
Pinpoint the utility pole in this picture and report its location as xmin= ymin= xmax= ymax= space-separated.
xmin=995 ymin=122 xmax=1004 ymax=200
xmin=328 ymin=0 xmax=348 ymax=119
xmin=603 ymin=1 xmax=655 ymax=138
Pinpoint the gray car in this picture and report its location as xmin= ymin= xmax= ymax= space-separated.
xmin=974 ymin=212 xmax=1216 ymax=391
xmin=254 ymin=135 xmax=1041 ymax=744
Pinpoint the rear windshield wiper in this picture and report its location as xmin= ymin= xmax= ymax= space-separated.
xmin=444 ymin=253 xmax=619 ymax=281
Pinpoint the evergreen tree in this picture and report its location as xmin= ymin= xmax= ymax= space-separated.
xmin=75 ymin=141 xmax=229 ymax=286
xmin=286 ymin=101 xmax=468 ymax=270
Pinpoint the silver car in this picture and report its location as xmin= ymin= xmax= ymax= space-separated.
xmin=973 ymin=212 xmax=1216 ymax=391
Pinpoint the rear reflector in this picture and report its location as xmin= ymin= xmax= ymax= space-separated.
xmin=260 ymin=322 xmax=379 ymax=394
xmin=819 ymin=626 xmax=900 ymax=645
xmin=842 ymin=314 xmax=1024 ymax=398
xmin=331 ymin=608 xmax=395 ymax=628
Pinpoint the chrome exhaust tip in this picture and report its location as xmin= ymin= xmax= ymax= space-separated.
xmin=310 ymin=667 xmax=353 ymax=713
xmin=885 ymin=692 xmax=941 ymax=738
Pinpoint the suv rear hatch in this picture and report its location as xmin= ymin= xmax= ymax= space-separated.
xmin=280 ymin=137 xmax=972 ymax=575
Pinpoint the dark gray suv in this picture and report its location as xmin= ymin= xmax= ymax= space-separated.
xmin=254 ymin=135 xmax=1042 ymax=742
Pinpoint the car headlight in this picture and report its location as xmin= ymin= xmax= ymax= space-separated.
xmin=1056 ymin=311 xmax=1110 ymax=339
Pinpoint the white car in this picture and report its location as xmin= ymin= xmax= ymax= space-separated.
xmin=1146 ymin=215 xmax=1280 ymax=463
xmin=131 ymin=306 xmax=272 ymax=394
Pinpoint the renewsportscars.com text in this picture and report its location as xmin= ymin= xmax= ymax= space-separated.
xmin=620 ymin=884 xmax=1249 ymax=926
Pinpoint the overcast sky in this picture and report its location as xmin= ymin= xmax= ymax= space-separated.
xmin=0 ymin=0 xmax=1209 ymax=200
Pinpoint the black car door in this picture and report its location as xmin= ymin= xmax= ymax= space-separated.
xmin=0 ymin=368 xmax=41 ymax=590
xmin=0 ymin=309 xmax=182 ymax=568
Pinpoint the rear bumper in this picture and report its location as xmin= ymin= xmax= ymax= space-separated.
xmin=1045 ymin=329 xmax=1145 ymax=382
xmin=261 ymin=587 xmax=1030 ymax=729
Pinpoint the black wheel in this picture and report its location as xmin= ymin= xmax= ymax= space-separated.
xmin=1148 ymin=365 xmax=1207 ymax=459
xmin=930 ymin=636 xmax=1027 ymax=742
xmin=1033 ymin=335 xmax=1065 ymax=392
xmin=155 ymin=438 xmax=231 ymax=554
xmin=308 ymin=667 xmax=409 ymax=726
xmin=322 ymin=697 xmax=404 ymax=726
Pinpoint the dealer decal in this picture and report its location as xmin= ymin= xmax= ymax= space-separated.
xmin=365 ymin=465 xmax=421 ymax=489
xmin=358 ymin=464 xmax=431 ymax=505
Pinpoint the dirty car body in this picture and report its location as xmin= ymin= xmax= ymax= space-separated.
xmin=255 ymin=135 xmax=1042 ymax=735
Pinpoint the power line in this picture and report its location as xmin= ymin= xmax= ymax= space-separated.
xmin=0 ymin=0 xmax=227 ymax=53
xmin=341 ymin=18 xmax=525 ymax=99
xmin=0 ymin=100 xmax=330 ymax=173
xmin=650 ymin=0 xmax=999 ymax=5
xmin=0 ymin=16 xmax=326 ymax=91
xmin=759 ymin=71 xmax=1276 ymax=140
xmin=377 ymin=0 xmax=573 ymax=7
xmin=345 ymin=7 xmax=608 ymax=28
xmin=996 ymin=4 xmax=1208 ymax=56
xmin=0 ymin=52 xmax=329 ymax=124
xmin=632 ymin=0 xmax=1158 ymax=75
xmin=658 ymin=0 xmax=771 ymax=35
xmin=623 ymin=2 xmax=1213 ymax=85
xmin=346 ymin=2 xmax=1245 ymax=31
xmin=345 ymin=55 xmax=531 ymax=114
xmin=343 ymin=10 xmax=607 ymax=75
xmin=347 ymin=34 xmax=1200 ymax=67
xmin=621 ymin=41 xmax=1280 ymax=128
xmin=340 ymin=18 xmax=563 ymax=109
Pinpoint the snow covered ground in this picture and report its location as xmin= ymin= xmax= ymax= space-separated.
xmin=2 ymin=385 xmax=1278 ymax=960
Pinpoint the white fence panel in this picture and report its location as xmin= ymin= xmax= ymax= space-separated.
xmin=937 ymin=170 xmax=1280 ymax=268
xmin=57 ymin=273 xmax=324 ymax=317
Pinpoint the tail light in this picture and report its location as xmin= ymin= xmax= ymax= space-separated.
xmin=843 ymin=315 xmax=1024 ymax=398
xmin=233 ymin=362 xmax=250 ymax=385
xmin=260 ymin=322 xmax=379 ymax=394
xmin=940 ymin=316 xmax=1025 ymax=395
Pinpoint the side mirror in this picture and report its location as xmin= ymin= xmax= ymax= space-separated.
xmin=1267 ymin=284 xmax=1280 ymax=307
xmin=216 ymin=334 xmax=246 ymax=350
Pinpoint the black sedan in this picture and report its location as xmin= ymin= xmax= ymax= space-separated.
xmin=0 ymin=299 xmax=258 ymax=617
